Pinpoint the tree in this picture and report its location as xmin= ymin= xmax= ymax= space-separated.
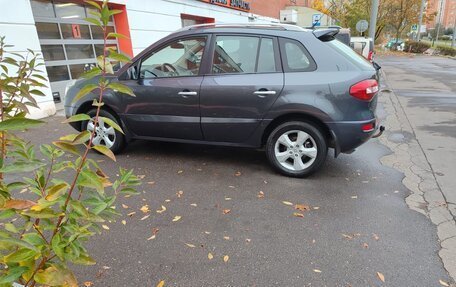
xmin=388 ymin=0 xmax=421 ymax=42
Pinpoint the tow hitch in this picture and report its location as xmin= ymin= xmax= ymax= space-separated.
xmin=372 ymin=125 xmax=385 ymax=138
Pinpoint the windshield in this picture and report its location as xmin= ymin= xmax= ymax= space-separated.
xmin=326 ymin=39 xmax=373 ymax=70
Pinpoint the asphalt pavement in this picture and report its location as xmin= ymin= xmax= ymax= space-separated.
xmin=22 ymin=94 xmax=452 ymax=286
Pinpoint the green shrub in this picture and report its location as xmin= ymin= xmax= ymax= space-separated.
xmin=404 ymin=40 xmax=431 ymax=53
xmin=436 ymin=45 xmax=456 ymax=57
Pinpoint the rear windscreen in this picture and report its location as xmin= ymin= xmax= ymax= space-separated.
xmin=327 ymin=39 xmax=373 ymax=70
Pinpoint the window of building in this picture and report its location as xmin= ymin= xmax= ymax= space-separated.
xmin=31 ymin=0 xmax=119 ymax=86
xmin=140 ymin=37 xmax=207 ymax=78
xmin=41 ymin=45 xmax=65 ymax=61
xmin=35 ymin=22 xmax=60 ymax=39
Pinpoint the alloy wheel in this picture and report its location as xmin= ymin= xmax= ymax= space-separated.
xmin=274 ymin=130 xmax=318 ymax=171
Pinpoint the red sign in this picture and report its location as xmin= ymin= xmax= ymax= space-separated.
xmin=200 ymin=0 xmax=251 ymax=12
xmin=72 ymin=24 xmax=81 ymax=39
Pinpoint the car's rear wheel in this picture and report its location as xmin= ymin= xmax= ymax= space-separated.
xmin=81 ymin=109 xmax=125 ymax=154
xmin=266 ymin=121 xmax=327 ymax=177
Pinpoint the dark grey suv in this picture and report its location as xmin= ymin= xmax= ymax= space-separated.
xmin=64 ymin=24 xmax=380 ymax=177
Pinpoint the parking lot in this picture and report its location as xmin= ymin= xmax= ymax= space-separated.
xmin=24 ymin=98 xmax=451 ymax=286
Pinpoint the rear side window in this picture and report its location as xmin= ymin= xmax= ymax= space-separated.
xmin=211 ymin=36 xmax=278 ymax=74
xmin=279 ymin=38 xmax=316 ymax=72
xmin=327 ymin=39 xmax=373 ymax=70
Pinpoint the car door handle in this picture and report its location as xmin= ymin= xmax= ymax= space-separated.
xmin=253 ymin=90 xmax=276 ymax=98
xmin=178 ymin=91 xmax=198 ymax=97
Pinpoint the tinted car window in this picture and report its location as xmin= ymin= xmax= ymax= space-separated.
xmin=140 ymin=37 xmax=206 ymax=78
xmin=212 ymin=36 xmax=259 ymax=74
xmin=257 ymin=38 xmax=276 ymax=73
xmin=327 ymin=39 xmax=373 ymax=70
xmin=280 ymin=39 xmax=316 ymax=72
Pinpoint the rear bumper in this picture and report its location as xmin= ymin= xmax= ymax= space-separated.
xmin=328 ymin=118 xmax=378 ymax=156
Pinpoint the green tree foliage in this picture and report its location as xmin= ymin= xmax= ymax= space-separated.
xmin=0 ymin=1 xmax=141 ymax=286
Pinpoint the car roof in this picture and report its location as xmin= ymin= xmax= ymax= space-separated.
xmin=176 ymin=23 xmax=311 ymax=33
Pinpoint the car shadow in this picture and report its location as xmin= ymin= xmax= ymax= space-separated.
xmin=120 ymin=139 xmax=344 ymax=180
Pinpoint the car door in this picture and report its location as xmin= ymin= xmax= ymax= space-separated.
xmin=200 ymin=35 xmax=284 ymax=143
xmin=121 ymin=36 xmax=208 ymax=140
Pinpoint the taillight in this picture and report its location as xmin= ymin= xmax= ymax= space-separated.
xmin=349 ymin=79 xmax=378 ymax=101
xmin=367 ymin=51 xmax=373 ymax=61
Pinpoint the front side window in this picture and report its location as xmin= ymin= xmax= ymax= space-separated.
xmin=139 ymin=37 xmax=206 ymax=79
xmin=280 ymin=38 xmax=316 ymax=72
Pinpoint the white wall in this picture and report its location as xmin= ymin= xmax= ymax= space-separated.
xmin=0 ymin=0 xmax=56 ymax=119
xmin=120 ymin=0 xmax=280 ymax=56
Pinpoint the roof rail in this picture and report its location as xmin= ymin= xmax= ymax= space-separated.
xmin=177 ymin=23 xmax=307 ymax=32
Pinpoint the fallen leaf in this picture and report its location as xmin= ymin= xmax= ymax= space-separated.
xmin=156 ymin=280 xmax=165 ymax=287
xmin=177 ymin=190 xmax=183 ymax=198
xmin=140 ymin=215 xmax=150 ymax=221
xmin=197 ymin=168 xmax=202 ymax=171
xmin=127 ymin=211 xmax=136 ymax=217
xmin=312 ymin=239 xmax=316 ymax=244
xmin=225 ymin=197 xmax=232 ymax=201
xmin=222 ymin=209 xmax=231 ymax=215
xmin=372 ymin=233 xmax=380 ymax=241
xmin=377 ymin=272 xmax=385 ymax=283
xmin=122 ymin=204 xmax=129 ymax=209
xmin=313 ymin=206 xmax=320 ymax=210
xmin=257 ymin=191 xmax=264 ymax=198
xmin=313 ymin=269 xmax=322 ymax=273
xmin=177 ymin=170 xmax=183 ymax=174
xmin=172 ymin=215 xmax=182 ymax=222
xmin=235 ymin=171 xmax=241 ymax=176
xmin=246 ymin=238 xmax=251 ymax=243
xmin=228 ymin=185 xmax=235 ymax=189
xmin=363 ymin=243 xmax=369 ymax=248
xmin=223 ymin=255 xmax=229 ymax=262
xmin=137 ymin=175 xmax=146 ymax=179
xmin=223 ymin=236 xmax=230 ymax=240
xmin=83 ymin=282 xmax=94 ymax=287
xmin=282 ymin=201 xmax=293 ymax=206
xmin=164 ymin=199 xmax=171 ymax=203
xmin=190 ymin=203 xmax=197 ymax=207
xmin=208 ymin=252 xmax=214 ymax=260
xmin=342 ymin=234 xmax=353 ymax=240
xmin=140 ymin=205 xmax=150 ymax=213
xmin=293 ymin=212 xmax=304 ymax=218
xmin=5 ymin=199 xmax=36 ymax=210
xmin=351 ymin=196 xmax=358 ymax=199
xmin=102 ymin=225 xmax=110 ymax=230
xmin=185 ymin=243 xmax=196 ymax=248
xmin=156 ymin=205 xmax=167 ymax=214
xmin=204 ymin=231 xmax=211 ymax=234
xmin=121 ymin=220 xmax=126 ymax=225
xmin=295 ymin=204 xmax=310 ymax=211
xmin=439 ymin=279 xmax=450 ymax=286
xmin=394 ymin=190 xmax=399 ymax=194
xmin=147 ymin=181 xmax=155 ymax=185
xmin=147 ymin=235 xmax=156 ymax=240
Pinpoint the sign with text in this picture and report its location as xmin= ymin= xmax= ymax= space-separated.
xmin=72 ymin=24 xmax=81 ymax=39
xmin=200 ymin=0 xmax=251 ymax=12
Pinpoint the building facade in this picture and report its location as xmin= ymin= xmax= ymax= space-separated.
xmin=426 ymin=0 xmax=456 ymax=29
xmin=0 ymin=0 xmax=289 ymax=119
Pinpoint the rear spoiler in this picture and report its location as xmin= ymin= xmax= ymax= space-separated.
xmin=313 ymin=28 xmax=339 ymax=42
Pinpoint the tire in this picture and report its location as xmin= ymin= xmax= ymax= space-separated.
xmin=266 ymin=121 xmax=328 ymax=177
xmin=81 ymin=109 xmax=126 ymax=154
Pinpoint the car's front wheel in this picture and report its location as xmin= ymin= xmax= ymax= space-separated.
xmin=81 ymin=109 xmax=125 ymax=154
xmin=266 ymin=121 xmax=328 ymax=177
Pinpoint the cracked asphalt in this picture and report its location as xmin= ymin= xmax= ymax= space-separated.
xmin=17 ymin=55 xmax=454 ymax=286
